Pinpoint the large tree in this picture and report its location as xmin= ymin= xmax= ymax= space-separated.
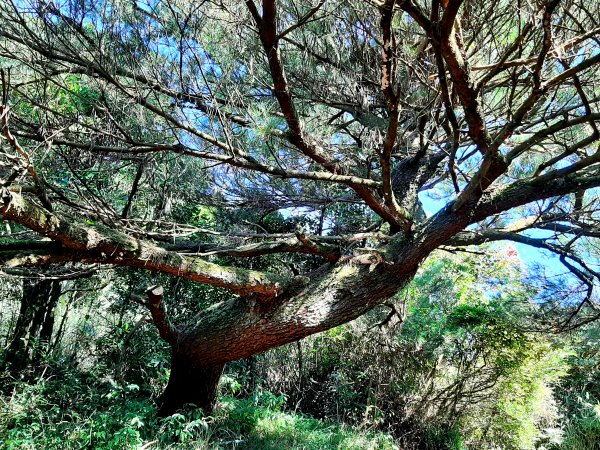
xmin=0 ymin=0 xmax=599 ymax=415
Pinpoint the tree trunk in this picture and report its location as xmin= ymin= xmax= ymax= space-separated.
xmin=34 ymin=280 xmax=61 ymax=365
xmin=3 ymin=279 xmax=60 ymax=373
xmin=158 ymin=352 xmax=224 ymax=417
xmin=152 ymin=262 xmax=419 ymax=415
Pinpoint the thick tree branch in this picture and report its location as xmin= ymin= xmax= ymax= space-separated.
xmin=469 ymin=163 xmax=600 ymax=225
xmin=0 ymin=189 xmax=290 ymax=297
xmin=248 ymin=0 xmax=406 ymax=231
xmin=379 ymin=1 xmax=411 ymax=232
xmin=440 ymin=0 xmax=464 ymax=39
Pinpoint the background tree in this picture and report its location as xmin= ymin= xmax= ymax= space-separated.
xmin=2 ymin=277 xmax=62 ymax=373
xmin=0 ymin=0 xmax=598 ymax=415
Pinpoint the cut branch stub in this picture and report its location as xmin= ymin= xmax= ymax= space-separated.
xmin=146 ymin=285 xmax=177 ymax=346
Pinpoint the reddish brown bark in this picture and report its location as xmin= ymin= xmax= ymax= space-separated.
xmin=153 ymin=259 xmax=419 ymax=415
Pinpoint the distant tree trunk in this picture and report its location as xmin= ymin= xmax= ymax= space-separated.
xmin=36 ymin=281 xmax=61 ymax=358
xmin=3 ymin=279 xmax=61 ymax=373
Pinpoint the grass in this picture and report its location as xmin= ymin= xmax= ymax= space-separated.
xmin=212 ymin=397 xmax=398 ymax=450
xmin=0 ymin=375 xmax=398 ymax=449
xmin=561 ymin=413 xmax=600 ymax=450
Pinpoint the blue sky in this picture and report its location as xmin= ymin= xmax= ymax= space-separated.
xmin=418 ymin=192 xmax=568 ymax=277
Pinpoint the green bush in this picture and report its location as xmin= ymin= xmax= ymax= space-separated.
xmin=0 ymin=370 xmax=398 ymax=449
xmin=561 ymin=406 xmax=600 ymax=450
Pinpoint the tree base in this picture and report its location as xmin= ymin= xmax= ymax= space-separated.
xmin=158 ymin=354 xmax=224 ymax=417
